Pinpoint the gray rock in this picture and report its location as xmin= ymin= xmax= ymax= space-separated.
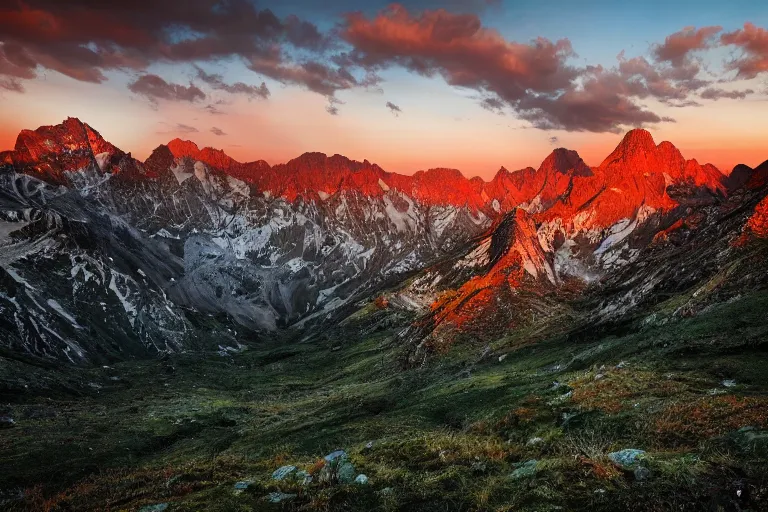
xmin=271 ymin=465 xmax=297 ymax=481
xmin=233 ymin=480 xmax=253 ymax=490
xmin=608 ymin=449 xmax=646 ymax=469
xmin=634 ymin=466 xmax=652 ymax=481
xmin=337 ymin=462 xmax=356 ymax=484
xmin=266 ymin=492 xmax=297 ymax=503
xmin=0 ymin=416 xmax=15 ymax=428
xmin=324 ymin=450 xmax=347 ymax=463
xmin=139 ymin=505 xmax=168 ymax=512
xmin=510 ymin=460 xmax=538 ymax=480
xmin=354 ymin=474 xmax=369 ymax=485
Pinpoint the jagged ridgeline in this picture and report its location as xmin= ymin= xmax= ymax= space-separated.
xmin=1 ymin=118 xmax=767 ymax=364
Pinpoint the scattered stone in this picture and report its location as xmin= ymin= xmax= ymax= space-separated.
xmin=324 ymin=450 xmax=347 ymax=462
xmin=365 ymin=441 xmax=375 ymax=450
xmin=266 ymin=492 xmax=296 ymax=503
xmin=616 ymin=361 xmax=628 ymax=369
xmin=0 ymin=416 xmax=15 ymax=428
xmin=634 ymin=466 xmax=652 ymax=481
xmin=271 ymin=465 xmax=297 ymax=481
xmin=471 ymin=460 xmax=487 ymax=473
xmin=498 ymin=354 xmax=508 ymax=362
xmin=527 ymin=437 xmax=544 ymax=446
xmin=139 ymin=504 xmax=168 ymax=512
xmin=337 ymin=461 xmax=356 ymax=484
xmin=608 ymin=449 xmax=646 ymax=469
xmin=722 ymin=379 xmax=737 ymax=388
xmin=354 ymin=474 xmax=369 ymax=485
xmin=510 ymin=460 xmax=538 ymax=480
xmin=594 ymin=373 xmax=605 ymax=381
xmin=377 ymin=487 xmax=394 ymax=496
xmin=233 ymin=480 xmax=253 ymax=490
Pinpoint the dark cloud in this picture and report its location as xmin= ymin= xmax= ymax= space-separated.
xmin=386 ymin=101 xmax=402 ymax=116
xmin=548 ymin=136 xmax=559 ymax=145
xmin=157 ymin=123 xmax=198 ymax=134
xmin=480 ymin=97 xmax=505 ymax=113
xmin=203 ymin=104 xmax=224 ymax=115
xmin=0 ymin=76 xmax=24 ymax=92
xmin=195 ymin=66 xmax=270 ymax=99
xmin=341 ymin=5 xmax=578 ymax=104
xmin=284 ymin=14 xmax=332 ymax=51
xmin=3 ymin=1 xmax=764 ymax=130
xmin=652 ymin=26 xmax=722 ymax=67
xmin=128 ymin=74 xmax=205 ymax=102
xmin=516 ymin=87 xmax=664 ymax=134
xmin=699 ymin=87 xmax=754 ymax=100
xmin=210 ymin=126 xmax=227 ymax=136
xmin=247 ymin=50 xmax=357 ymax=98
xmin=721 ymin=23 xmax=768 ymax=78
xmin=0 ymin=0 xmax=332 ymax=95
xmin=340 ymin=5 xmax=710 ymax=133
xmin=326 ymin=104 xmax=339 ymax=115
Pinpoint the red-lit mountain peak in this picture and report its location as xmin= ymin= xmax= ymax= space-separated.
xmin=9 ymin=117 xmax=123 ymax=184
xmin=540 ymin=148 xmax=592 ymax=177
xmin=166 ymin=139 xmax=201 ymax=159
xmin=599 ymin=128 xmax=658 ymax=170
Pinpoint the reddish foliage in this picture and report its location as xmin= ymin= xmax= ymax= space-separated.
xmin=578 ymin=456 xmax=622 ymax=481
xmin=654 ymin=395 xmax=768 ymax=444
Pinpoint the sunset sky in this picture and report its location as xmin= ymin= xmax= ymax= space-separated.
xmin=1 ymin=0 xmax=767 ymax=179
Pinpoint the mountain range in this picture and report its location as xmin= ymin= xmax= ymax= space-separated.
xmin=1 ymin=117 xmax=767 ymax=365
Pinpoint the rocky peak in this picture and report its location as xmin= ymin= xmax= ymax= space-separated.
xmin=167 ymin=139 xmax=201 ymax=159
xmin=599 ymin=128 xmax=660 ymax=170
xmin=539 ymin=148 xmax=591 ymax=176
xmin=724 ymin=163 xmax=752 ymax=192
xmin=748 ymin=160 xmax=768 ymax=190
xmin=8 ymin=117 xmax=122 ymax=184
xmin=656 ymin=141 xmax=685 ymax=170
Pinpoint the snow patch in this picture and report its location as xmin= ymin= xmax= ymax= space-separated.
xmin=47 ymin=299 xmax=82 ymax=328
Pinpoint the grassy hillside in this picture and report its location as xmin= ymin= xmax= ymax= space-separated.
xmin=2 ymin=292 xmax=768 ymax=511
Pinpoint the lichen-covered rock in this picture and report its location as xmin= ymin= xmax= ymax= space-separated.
xmin=510 ymin=460 xmax=538 ymax=479
xmin=608 ymin=449 xmax=646 ymax=469
xmin=138 ymin=504 xmax=168 ymax=512
xmin=337 ymin=462 xmax=356 ymax=484
xmin=233 ymin=480 xmax=253 ymax=490
xmin=265 ymin=492 xmax=296 ymax=503
xmin=271 ymin=465 xmax=297 ymax=481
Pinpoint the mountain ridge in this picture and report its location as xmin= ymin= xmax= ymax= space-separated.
xmin=0 ymin=119 xmax=737 ymax=217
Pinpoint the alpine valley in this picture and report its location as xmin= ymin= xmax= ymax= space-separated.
xmin=2 ymin=118 xmax=768 ymax=511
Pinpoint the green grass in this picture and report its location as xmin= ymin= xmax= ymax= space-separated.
xmin=2 ymin=293 xmax=768 ymax=511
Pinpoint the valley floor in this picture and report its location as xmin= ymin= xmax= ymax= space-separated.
xmin=2 ymin=293 xmax=768 ymax=511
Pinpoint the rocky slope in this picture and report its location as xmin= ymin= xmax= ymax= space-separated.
xmin=2 ymin=117 xmax=765 ymax=366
